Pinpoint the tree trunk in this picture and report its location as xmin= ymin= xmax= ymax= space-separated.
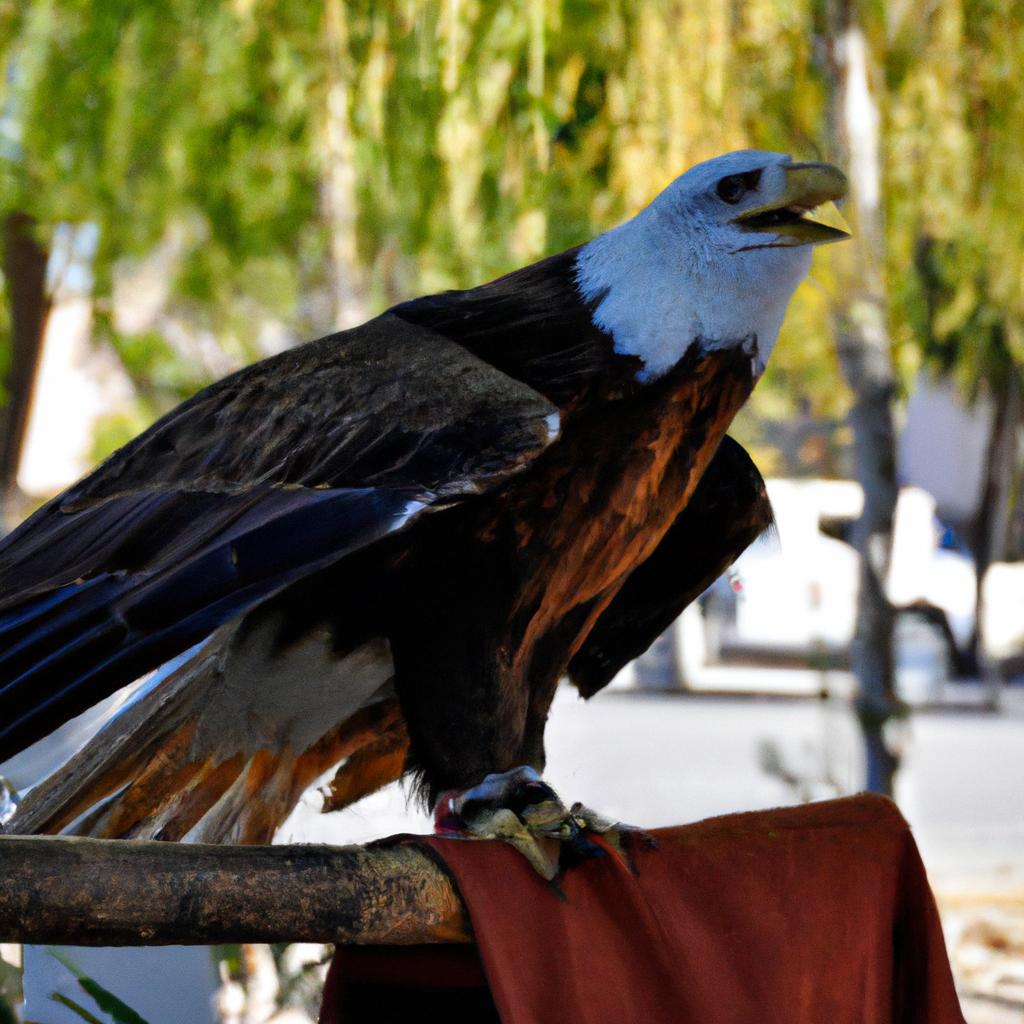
xmin=633 ymin=625 xmax=685 ymax=692
xmin=969 ymin=370 xmax=1019 ymax=704
xmin=0 ymin=212 xmax=51 ymax=531
xmin=823 ymin=0 xmax=900 ymax=795
xmin=319 ymin=0 xmax=368 ymax=331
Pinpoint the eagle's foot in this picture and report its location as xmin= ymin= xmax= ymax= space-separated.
xmin=434 ymin=766 xmax=644 ymax=881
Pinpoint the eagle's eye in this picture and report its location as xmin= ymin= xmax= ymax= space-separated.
xmin=716 ymin=170 xmax=762 ymax=204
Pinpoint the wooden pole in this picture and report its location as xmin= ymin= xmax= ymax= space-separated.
xmin=0 ymin=835 xmax=470 ymax=946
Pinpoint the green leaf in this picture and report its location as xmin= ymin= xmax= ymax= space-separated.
xmin=75 ymin=977 xmax=150 ymax=1024
xmin=46 ymin=950 xmax=151 ymax=1024
xmin=49 ymin=992 xmax=105 ymax=1024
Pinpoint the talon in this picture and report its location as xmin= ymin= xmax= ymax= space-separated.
xmin=434 ymin=766 xmax=641 ymax=880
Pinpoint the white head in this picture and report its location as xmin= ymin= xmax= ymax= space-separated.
xmin=575 ymin=150 xmax=848 ymax=380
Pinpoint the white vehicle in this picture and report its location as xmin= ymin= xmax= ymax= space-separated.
xmin=702 ymin=480 xmax=979 ymax=691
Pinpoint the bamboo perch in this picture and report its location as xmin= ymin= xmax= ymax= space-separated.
xmin=0 ymin=834 xmax=470 ymax=946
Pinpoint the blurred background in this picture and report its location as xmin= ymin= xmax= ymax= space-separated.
xmin=0 ymin=0 xmax=1021 ymax=1021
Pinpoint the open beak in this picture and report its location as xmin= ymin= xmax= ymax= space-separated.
xmin=734 ymin=162 xmax=850 ymax=247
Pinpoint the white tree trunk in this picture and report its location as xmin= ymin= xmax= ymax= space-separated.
xmin=320 ymin=0 xmax=367 ymax=331
xmin=824 ymin=1 xmax=900 ymax=795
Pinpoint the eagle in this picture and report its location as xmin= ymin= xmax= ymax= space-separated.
xmin=0 ymin=151 xmax=847 ymax=872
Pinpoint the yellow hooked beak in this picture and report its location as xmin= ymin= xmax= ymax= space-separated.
xmin=733 ymin=162 xmax=850 ymax=247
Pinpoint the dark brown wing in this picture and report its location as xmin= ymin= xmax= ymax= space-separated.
xmin=0 ymin=312 xmax=559 ymax=760
xmin=568 ymin=436 xmax=773 ymax=698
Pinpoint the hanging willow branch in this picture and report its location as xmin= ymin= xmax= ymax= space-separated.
xmin=0 ymin=835 xmax=470 ymax=946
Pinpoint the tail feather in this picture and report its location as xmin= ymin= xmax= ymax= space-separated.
xmin=6 ymin=632 xmax=405 ymax=845
xmin=122 ymin=749 xmax=248 ymax=842
xmin=185 ymin=698 xmax=407 ymax=844
xmin=6 ymin=634 xmax=226 ymax=835
xmin=322 ymin=716 xmax=410 ymax=814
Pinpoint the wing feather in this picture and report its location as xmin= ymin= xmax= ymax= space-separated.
xmin=0 ymin=312 xmax=559 ymax=759
xmin=568 ymin=437 xmax=773 ymax=698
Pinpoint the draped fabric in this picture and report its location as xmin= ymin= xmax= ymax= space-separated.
xmin=321 ymin=794 xmax=965 ymax=1023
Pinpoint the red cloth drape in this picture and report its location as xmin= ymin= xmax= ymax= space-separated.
xmin=321 ymin=794 xmax=965 ymax=1023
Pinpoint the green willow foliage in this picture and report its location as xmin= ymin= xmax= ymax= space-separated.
xmin=884 ymin=0 xmax=1024 ymax=396
xmin=0 ymin=0 xmax=1020 ymax=461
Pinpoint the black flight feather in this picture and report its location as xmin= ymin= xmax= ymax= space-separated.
xmin=0 ymin=312 xmax=559 ymax=761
